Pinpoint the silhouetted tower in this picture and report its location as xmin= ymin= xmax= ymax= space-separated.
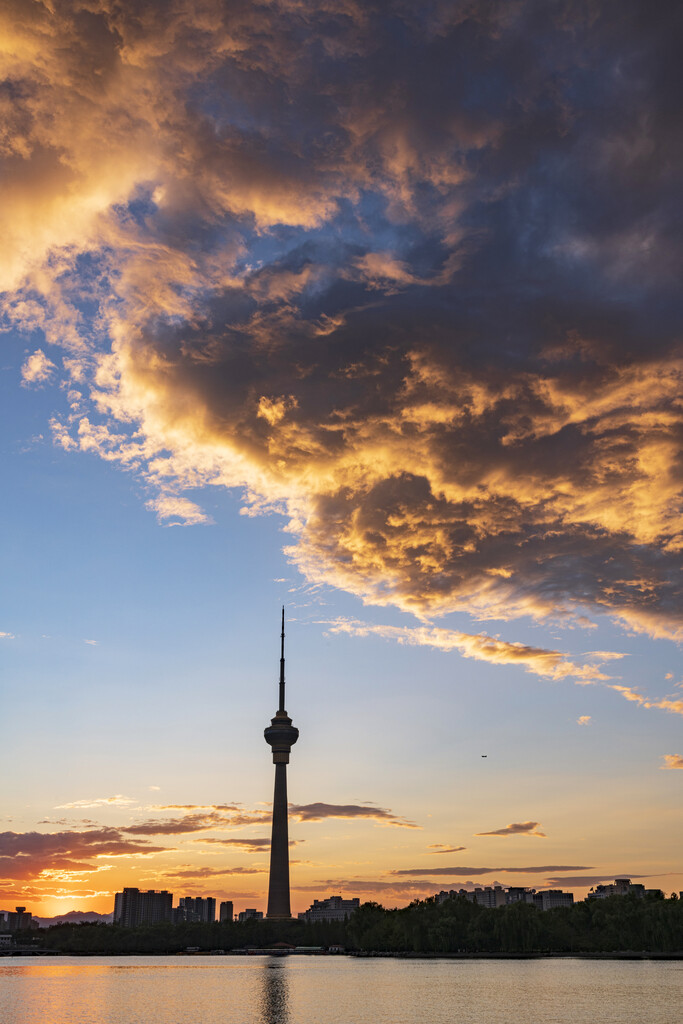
xmin=264 ymin=608 xmax=299 ymax=919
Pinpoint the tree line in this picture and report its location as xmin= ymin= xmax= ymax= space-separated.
xmin=16 ymin=893 xmax=683 ymax=955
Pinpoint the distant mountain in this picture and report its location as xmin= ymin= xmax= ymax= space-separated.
xmin=32 ymin=911 xmax=113 ymax=927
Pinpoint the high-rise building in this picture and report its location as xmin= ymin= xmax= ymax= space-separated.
xmin=297 ymin=896 xmax=360 ymax=922
xmin=113 ymin=888 xmax=173 ymax=928
xmin=471 ymin=886 xmax=508 ymax=909
xmin=534 ymin=889 xmax=574 ymax=911
xmin=238 ymin=908 xmax=263 ymax=922
xmin=0 ymin=907 xmax=33 ymax=931
xmin=434 ymin=886 xmax=572 ymax=910
xmin=586 ymin=878 xmax=645 ymax=900
xmin=175 ymin=896 xmax=216 ymax=923
xmin=219 ymin=901 xmax=234 ymax=923
xmin=506 ymin=887 xmax=537 ymax=905
xmin=263 ymin=608 xmax=299 ymax=919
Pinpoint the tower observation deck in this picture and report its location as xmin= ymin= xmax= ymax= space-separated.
xmin=264 ymin=608 xmax=299 ymax=919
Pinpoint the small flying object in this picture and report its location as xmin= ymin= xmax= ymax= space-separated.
xmin=481 ymin=754 xmax=487 ymax=757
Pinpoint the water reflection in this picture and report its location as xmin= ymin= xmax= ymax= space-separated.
xmin=259 ymin=959 xmax=289 ymax=1024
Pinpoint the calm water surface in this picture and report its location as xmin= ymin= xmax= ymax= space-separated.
xmin=1 ymin=955 xmax=682 ymax=1024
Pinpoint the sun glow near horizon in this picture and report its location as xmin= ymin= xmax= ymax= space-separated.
xmin=2 ymin=0 xmax=682 ymax=921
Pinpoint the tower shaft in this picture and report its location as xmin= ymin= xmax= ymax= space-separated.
xmin=266 ymin=762 xmax=291 ymax=918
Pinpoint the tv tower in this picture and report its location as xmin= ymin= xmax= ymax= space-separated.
xmin=264 ymin=608 xmax=299 ymax=919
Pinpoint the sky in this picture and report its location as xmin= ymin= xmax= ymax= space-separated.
xmin=1 ymin=0 xmax=682 ymax=919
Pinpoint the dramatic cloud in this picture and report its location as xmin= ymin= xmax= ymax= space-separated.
xmin=660 ymin=754 xmax=683 ymax=770
xmin=389 ymin=865 xmax=590 ymax=876
xmin=289 ymin=803 xmax=417 ymax=828
xmin=0 ymin=829 xmax=166 ymax=882
xmin=475 ymin=821 xmax=546 ymax=838
xmin=2 ymin=0 xmax=682 ymax=644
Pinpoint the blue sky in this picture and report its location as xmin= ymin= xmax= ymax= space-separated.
xmin=1 ymin=0 xmax=682 ymax=916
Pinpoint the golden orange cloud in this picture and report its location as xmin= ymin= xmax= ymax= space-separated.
xmin=659 ymin=754 xmax=683 ymax=770
xmin=3 ymin=0 xmax=682 ymax=651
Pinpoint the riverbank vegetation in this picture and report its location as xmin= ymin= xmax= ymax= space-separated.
xmin=16 ymin=893 xmax=683 ymax=955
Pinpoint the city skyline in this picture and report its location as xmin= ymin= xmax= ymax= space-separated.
xmin=2 ymin=0 xmax=682 ymax=918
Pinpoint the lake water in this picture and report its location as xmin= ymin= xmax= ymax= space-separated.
xmin=1 ymin=955 xmax=682 ymax=1024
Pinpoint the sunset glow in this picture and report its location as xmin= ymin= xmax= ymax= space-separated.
xmin=2 ymin=0 xmax=682 ymax=919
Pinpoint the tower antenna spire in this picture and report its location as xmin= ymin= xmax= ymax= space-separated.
xmin=279 ymin=605 xmax=286 ymax=712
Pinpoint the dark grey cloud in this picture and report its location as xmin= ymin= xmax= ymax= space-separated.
xmin=541 ymin=875 xmax=645 ymax=887
xmin=289 ymin=803 xmax=417 ymax=827
xmin=389 ymin=865 xmax=592 ymax=876
xmin=162 ymin=865 xmax=265 ymax=879
xmin=122 ymin=813 xmax=238 ymax=836
xmin=293 ymin=879 xmax=455 ymax=896
xmin=476 ymin=821 xmax=546 ymax=838
xmin=122 ymin=807 xmax=270 ymax=835
xmin=195 ymin=837 xmax=301 ymax=851
xmin=4 ymin=0 xmax=682 ymax=640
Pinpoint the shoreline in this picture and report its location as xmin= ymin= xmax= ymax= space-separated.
xmin=5 ymin=950 xmax=683 ymax=960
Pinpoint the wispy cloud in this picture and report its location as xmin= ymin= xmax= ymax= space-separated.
xmin=0 ymin=632 xmax=15 ymax=640
xmin=322 ymin=619 xmax=619 ymax=685
xmin=21 ymin=349 xmax=56 ymax=386
xmin=150 ymin=804 xmax=243 ymax=812
xmin=428 ymin=845 xmax=467 ymax=854
xmin=660 ymin=754 xmax=683 ymax=770
xmin=577 ymin=716 xmax=592 ymax=725
xmin=607 ymin=685 xmax=683 ymax=718
xmin=145 ymin=495 xmax=213 ymax=527
xmin=543 ymin=875 xmax=645 ymax=887
xmin=55 ymin=796 xmax=136 ymax=810
xmin=475 ymin=821 xmax=546 ymax=838
xmin=324 ymin=621 xmax=683 ymax=720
